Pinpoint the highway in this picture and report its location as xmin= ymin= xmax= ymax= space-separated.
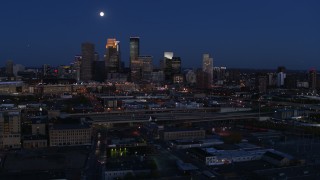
xmin=69 ymin=107 xmax=221 ymax=117
xmin=83 ymin=111 xmax=274 ymax=125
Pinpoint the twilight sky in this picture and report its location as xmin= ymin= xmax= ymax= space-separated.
xmin=1 ymin=0 xmax=320 ymax=70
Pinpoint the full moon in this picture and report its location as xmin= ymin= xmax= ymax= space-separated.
xmin=100 ymin=12 xmax=105 ymax=17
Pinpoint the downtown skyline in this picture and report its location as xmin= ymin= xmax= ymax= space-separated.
xmin=1 ymin=0 xmax=320 ymax=69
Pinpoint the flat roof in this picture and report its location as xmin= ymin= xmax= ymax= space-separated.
xmin=176 ymin=160 xmax=198 ymax=171
xmin=0 ymin=81 xmax=23 ymax=85
xmin=50 ymin=123 xmax=90 ymax=130
xmin=163 ymin=128 xmax=204 ymax=133
xmin=0 ymin=111 xmax=20 ymax=116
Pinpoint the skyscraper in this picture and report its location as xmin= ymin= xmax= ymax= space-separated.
xmin=164 ymin=52 xmax=174 ymax=60
xmin=276 ymin=66 xmax=286 ymax=87
xmin=6 ymin=60 xmax=14 ymax=77
xmin=140 ymin=56 xmax=153 ymax=81
xmin=105 ymin=38 xmax=121 ymax=74
xmin=130 ymin=37 xmax=140 ymax=63
xmin=161 ymin=52 xmax=173 ymax=70
xmin=309 ymin=68 xmax=317 ymax=90
xmin=94 ymin=52 xmax=100 ymax=62
xmin=92 ymin=51 xmax=105 ymax=82
xmin=43 ymin=64 xmax=51 ymax=77
xmin=12 ymin=64 xmax=25 ymax=77
xmin=196 ymin=69 xmax=210 ymax=89
xmin=163 ymin=52 xmax=182 ymax=82
xmin=257 ymin=75 xmax=267 ymax=93
xmin=186 ymin=70 xmax=197 ymax=85
xmin=171 ymin=57 xmax=182 ymax=75
xmin=213 ymin=67 xmax=226 ymax=84
xmin=74 ymin=55 xmax=82 ymax=81
xmin=162 ymin=52 xmax=172 ymax=80
xmin=80 ymin=43 xmax=94 ymax=82
xmin=202 ymin=54 xmax=213 ymax=84
xmin=130 ymin=37 xmax=140 ymax=82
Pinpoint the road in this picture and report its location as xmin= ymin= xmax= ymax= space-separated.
xmin=83 ymin=130 xmax=104 ymax=180
xmin=89 ymin=111 xmax=273 ymax=125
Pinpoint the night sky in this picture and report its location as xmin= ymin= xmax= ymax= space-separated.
xmin=1 ymin=0 xmax=320 ymax=70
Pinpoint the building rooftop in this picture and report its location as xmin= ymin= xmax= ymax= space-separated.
xmin=264 ymin=150 xmax=293 ymax=161
xmin=0 ymin=81 xmax=23 ymax=86
xmin=163 ymin=128 xmax=204 ymax=133
xmin=50 ymin=123 xmax=91 ymax=130
xmin=0 ymin=111 xmax=20 ymax=116
xmin=176 ymin=160 xmax=198 ymax=171
xmin=236 ymin=142 xmax=262 ymax=151
xmin=31 ymin=116 xmax=48 ymax=124
xmin=188 ymin=147 xmax=212 ymax=157
xmin=172 ymin=138 xmax=223 ymax=145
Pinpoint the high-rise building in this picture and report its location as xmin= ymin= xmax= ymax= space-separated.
xmin=130 ymin=55 xmax=153 ymax=82
xmin=276 ymin=66 xmax=286 ymax=87
xmin=131 ymin=59 xmax=142 ymax=82
xmin=105 ymin=38 xmax=121 ymax=74
xmin=0 ymin=111 xmax=21 ymax=149
xmin=186 ymin=70 xmax=197 ymax=85
xmin=130 ymin=37 xmax=140 ymax=63
xmin=164 ymin=52 xmax=174 ymax=60
xmin=94 ymin=52 xmax=100 ymax=62
xmin=163 ymin=52 xmax=182 ymax=81
xmin=196 ymin=69 xmax=210 ymax=89
xmin=160 ymin=52 xmax=173 ymax=70
xmin=151 ymin=70 xmax=165 ymax=83
xmin=80 ymin=43 xmax=94 ymax=82
xmin=73 ymin=55 xmax=82 ymax=81
xmin=140 ymin=56 xmax=153 ymax=81
xmin=43 ymin=64 xmax=51 ymax=77
xmin=130 ymin=37 xmax=140 ymax=81
xmin=256 ymin=75 xmax=267 ymax=93
xmin=172 ymin=57 xmax=182 ymax=75
xmin=173 ymin=74 xmax=184 ymax=84
xmin=213 ymin=67 xmax=226 ymax=84
xmin=202 ymin=54 xmax=213 ymax=85
xmin=6 ymin=60 xmax=14 ymax=77
xmin=13 ymin=64 xmax=25 ymax=77
xmin=91 ymin=51 xmax=105 ymax=82
xmin=309 ymin=68 xmax=317 ymax=90
xmin=93 ymin=60 xmax=106 ymax=82
xmin=285 ymin=74 xmax=297 ymax=89
xmin=267 ymin=73 xmax=276 ymax=87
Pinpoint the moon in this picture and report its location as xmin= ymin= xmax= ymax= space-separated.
xmin=100 ymin=11 xmax=105 ymax=17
